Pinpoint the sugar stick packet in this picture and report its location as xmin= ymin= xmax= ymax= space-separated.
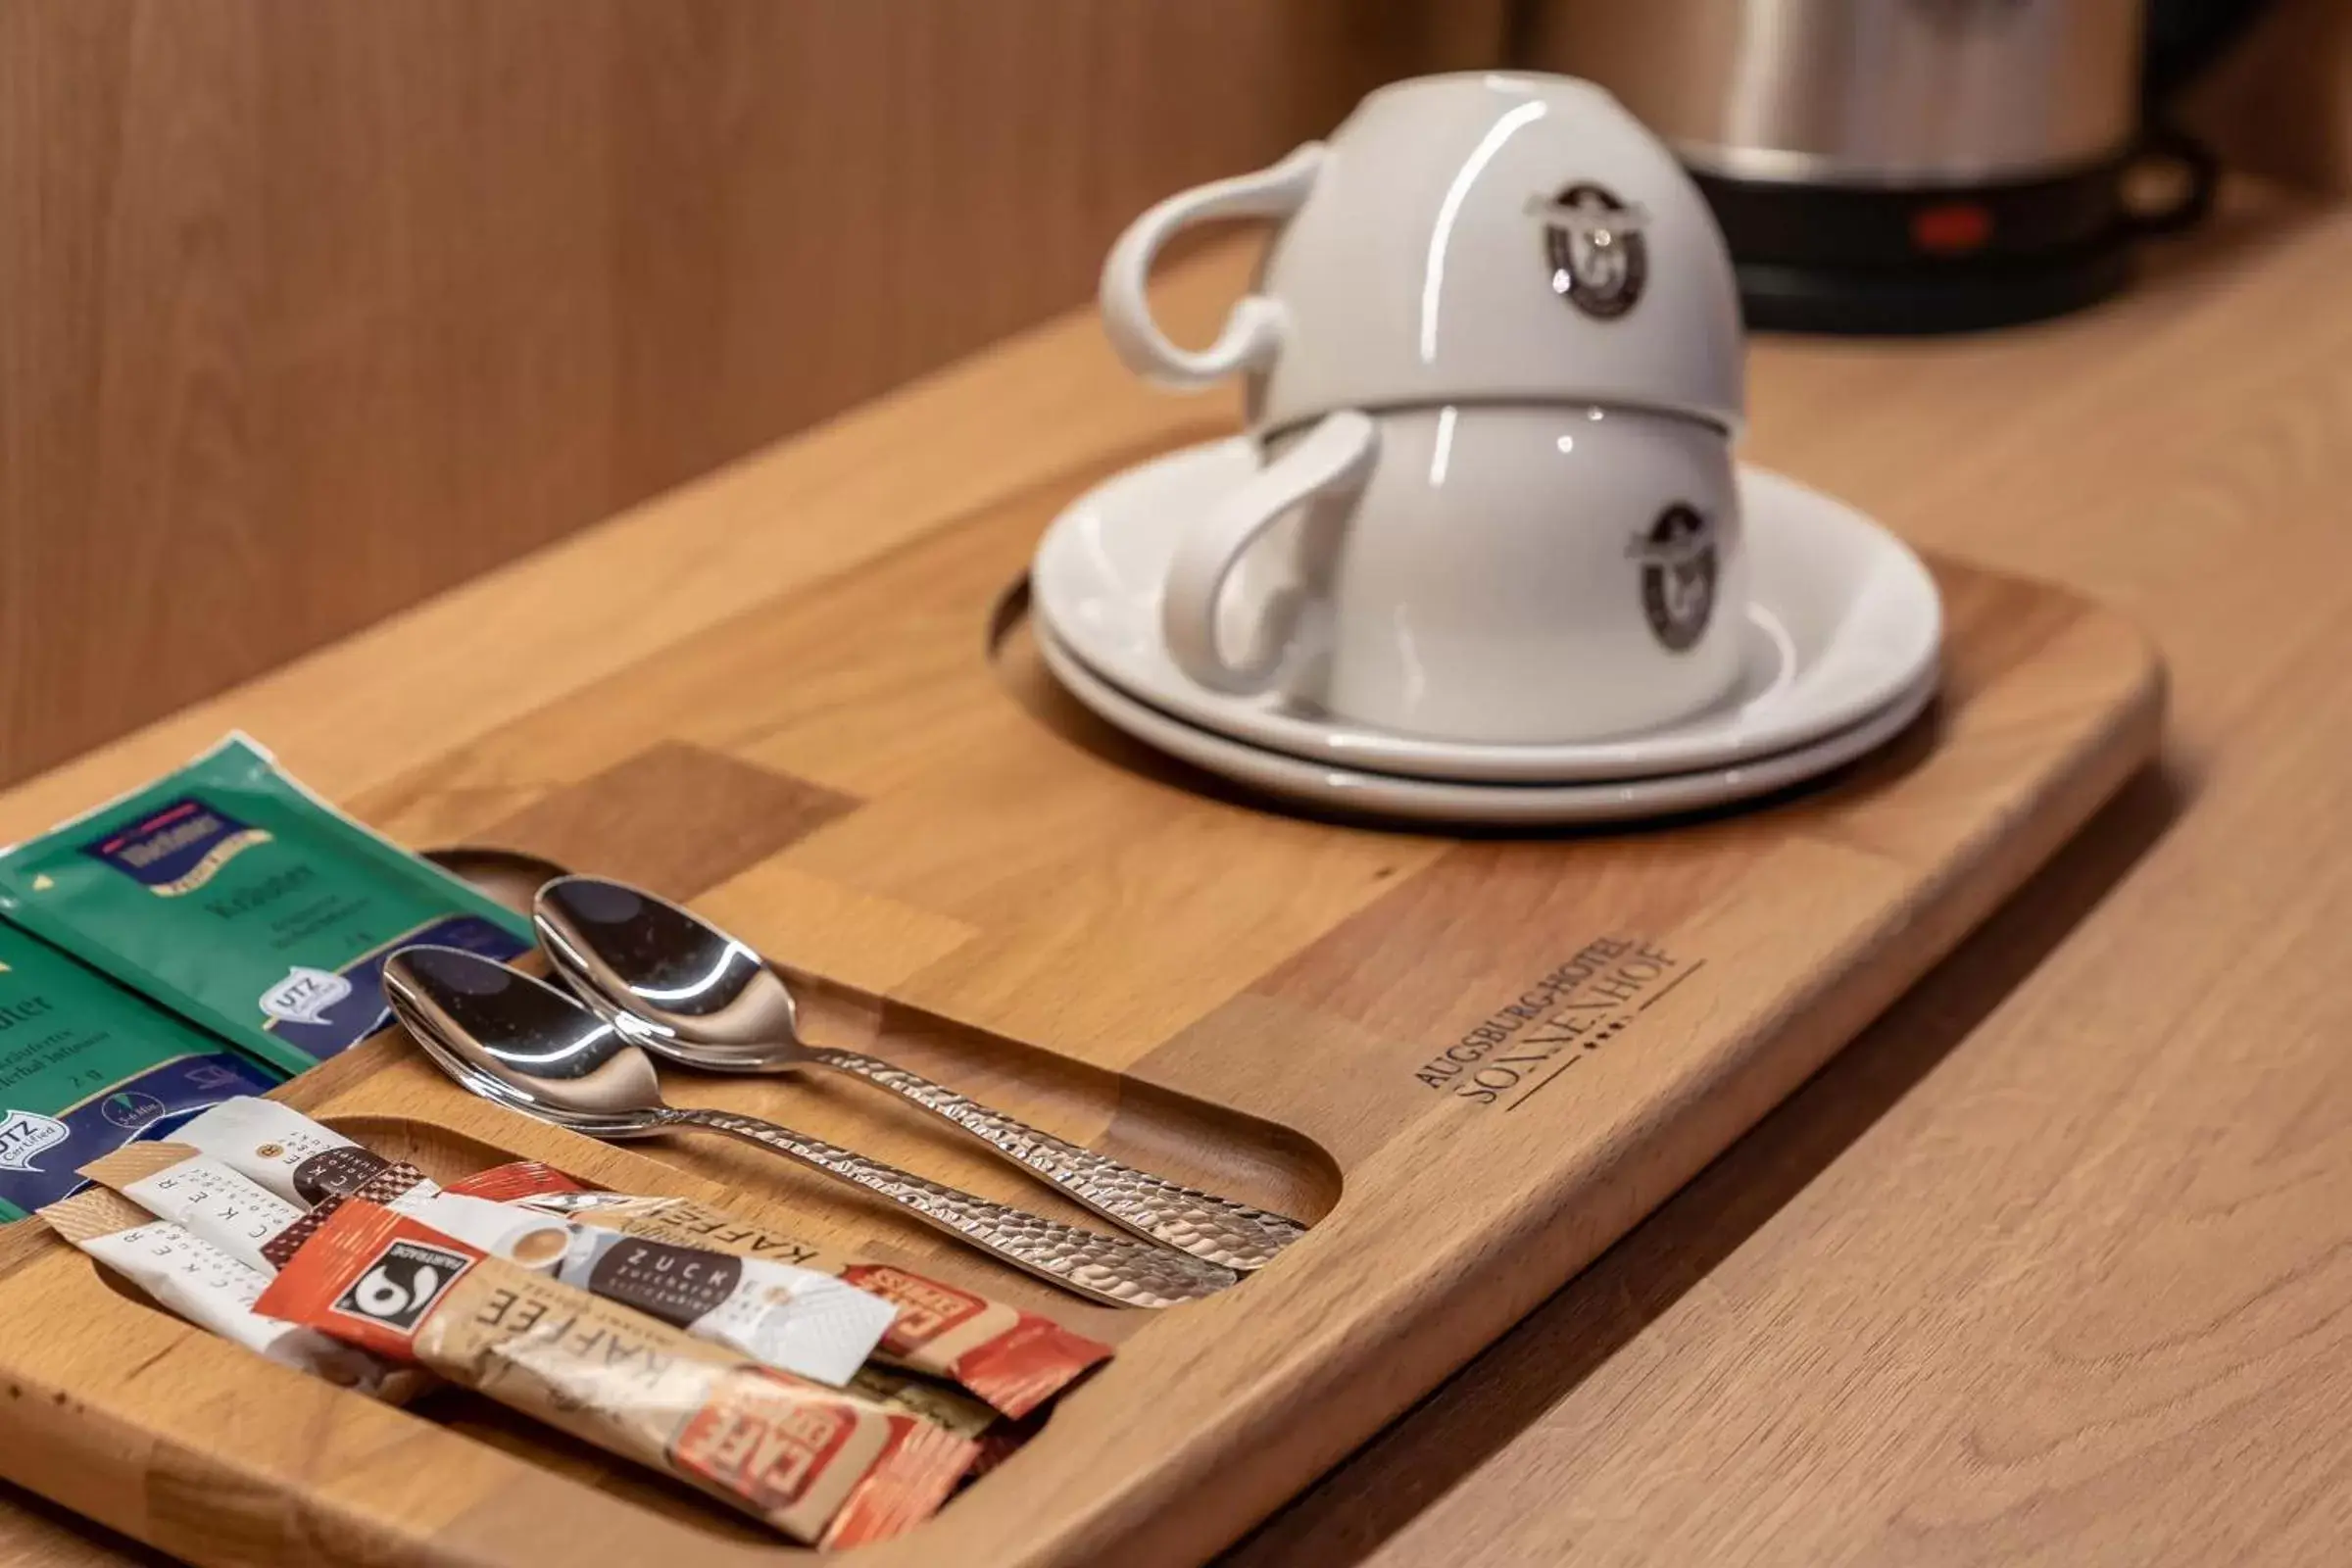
xmin=0 ymin=925 xmax=278 ymax=1223
xmin=450 ymin=1161 xmax=1114 ymax=1418
xmin=172 ymin=1096 xmax=418 ymax=1206
xmin=847 ymin=1364 xmax=1045 ymax=1481
xmin=39 ymin=1188 xmax=399 ymax=1394
xmin=78 ymin=1141 xmax=305 ymax=1275
xmin=272 ymin=1161 xmax=901 ymax=1388
xmin=258 ymin=1200 xmax=975 ymax=1546
xmin=0 ymin=735 xmax=533 ymax=1076
xmin=848 ymin=1365 xmax=1000 ymax=1444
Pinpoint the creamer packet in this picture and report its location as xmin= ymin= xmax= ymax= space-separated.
xmin=78 ymin=1140 xmax=305 ymax=1273
xmin=0 ymin=735 xmax=532 ymax=1076
xmin=172 ymin=1095 xmax=417 ymax=1206
xmin=39 ymin=1187 xmax=397 ymax=1393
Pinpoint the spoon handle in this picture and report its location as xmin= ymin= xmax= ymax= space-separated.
xmin=656 ymin=1105 xmax=1237 ymax=1309
xmin=807 ymin=1048 xmax=1307 ymax=1271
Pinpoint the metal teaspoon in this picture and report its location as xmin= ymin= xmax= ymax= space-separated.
xmin=380 ymin=944 xmax=1237 ymax=1309
xmin=531 ymin=875 xmax=1308 ymax=1273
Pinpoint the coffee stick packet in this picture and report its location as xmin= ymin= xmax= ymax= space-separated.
xmin=39 ymin=1188 xmax=401 ymax=1394
xmin=79 ymin=1141 xmax=305 ymax=1274
xmin=426 ymin=1193 xmax=900 ymax=1388
xmin=0 ymin=926 xmax=278 ymax=1223
xmin=449 ymin=1161 xmax=1114 ymax=1418
xmin=173 ymin=1096 xmax=424 ymax=1207
xmin=259 ymin=1200 xmax=976 ymax=1546
xmin=0 ymin=735 xmax=533 ymax=1076
xmin=281 ymin=1166 xmax=902 ymax=1387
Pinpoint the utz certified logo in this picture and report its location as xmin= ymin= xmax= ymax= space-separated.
xmin=1534 ymin=182 xmax=1649 ymax=320
xmin=260 ymin=966 xmax=352 ymax=1028
xmin=1628 ymin=504 xmax=1720 ymax=653
xmin=333 ymin=1238 xmax=473 ymax=1332
xmin=81 ymin=798 xmax=273 ymax=898
xmin=0 ymin=1108 xmax=71 ymax=1173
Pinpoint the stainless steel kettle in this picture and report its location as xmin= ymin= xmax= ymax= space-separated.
xmin=1522 ymin=0 xmax=2247 ymax=331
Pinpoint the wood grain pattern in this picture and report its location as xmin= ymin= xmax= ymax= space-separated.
xmin=1215 ymin=178 xmax=2352 ymax=1568
xmin=0 ymin=0 xmax=1506 ymax=789
xmin=0 ymin=220 xmax=2155 ymax=1567
xmin=1 ymin=156 xmax=2342 ymax=1567
xmin=2182 ymin=0 xmax=2352 ymax=194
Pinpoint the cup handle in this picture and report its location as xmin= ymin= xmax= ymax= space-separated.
xmin=1100 ymin=141 xmax=1327 ymax=389
xmin=1161 ymin=410 xmax=1380 ymax=695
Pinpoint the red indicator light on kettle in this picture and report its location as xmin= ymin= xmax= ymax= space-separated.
xmin=1911 ymin=201 xmax=1993 ymax=255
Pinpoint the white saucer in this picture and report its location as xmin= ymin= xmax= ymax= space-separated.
xmin=1031 ymin=439 xmax=1941 ymax=783
xmin=1037 ymin=620 xmax=1938 ymax=827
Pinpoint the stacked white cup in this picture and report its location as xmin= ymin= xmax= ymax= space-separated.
xmin=1100 ymin=73 xmax=1749 ymax=748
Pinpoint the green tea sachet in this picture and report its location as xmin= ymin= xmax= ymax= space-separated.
xmin=0 ymin=924 xmax=277 ymax=1222
xmin=0 ymin=735 xmax=532 ymax=1078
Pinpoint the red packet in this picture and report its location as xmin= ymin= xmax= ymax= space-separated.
xmin=259 ymin=1199 xmax=972 ymax=1545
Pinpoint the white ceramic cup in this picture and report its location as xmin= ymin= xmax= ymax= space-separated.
xmin=1162 ymin=405 xmax=1747 ymax=745
xmin=1101 ymin=72 xmax=1744 ymax=436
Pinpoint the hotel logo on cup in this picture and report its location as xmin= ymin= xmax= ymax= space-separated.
xmin=1628 ymin=505 xmax=1719 ymax=653
xmin=1535 ymin=183 xmax=1649 ymax=320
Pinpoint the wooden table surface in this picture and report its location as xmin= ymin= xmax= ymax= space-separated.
xmin=5 ymin=177 xmax=2349 ymax=1567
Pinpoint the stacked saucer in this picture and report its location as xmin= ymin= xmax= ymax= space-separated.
xmin=1030 ymin=440 xmax=1939 ymax=826
xmin=1054 ymin=72 xmax=1940 ymax=826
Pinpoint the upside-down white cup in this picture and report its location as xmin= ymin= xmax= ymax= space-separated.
xmin=1101 ymin=72 xmax=1745 ymax=436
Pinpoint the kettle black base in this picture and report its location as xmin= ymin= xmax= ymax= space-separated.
xmin=1693 ymin=159 xmax=2155 ymax=336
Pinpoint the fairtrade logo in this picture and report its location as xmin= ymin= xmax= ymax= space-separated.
xmin=1534 ymin=182 xmax=1649 ymax=320
xmin=0 ymin=1108 xmax=71 ymax=1173
xmin=1628 ymin=505 xmax=1720 ymax=653
xmin=332 ymin=1239 xmax=473 ymax=1332
xmin=260 ymin=966 xmax=352 ymax=1028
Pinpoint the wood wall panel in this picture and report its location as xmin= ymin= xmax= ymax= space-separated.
xmin=2181 ymin=0 xmax=2352 ymax=195
xmin=0 ymin=0 xmax=1508 ymax=788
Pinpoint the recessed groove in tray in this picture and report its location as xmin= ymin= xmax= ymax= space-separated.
xmin=322 ymin=981 xmax=1343 ymax=1335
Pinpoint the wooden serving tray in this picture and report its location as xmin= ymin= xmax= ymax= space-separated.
xmin=0 ymin=443 xmax=2161 ymax=1568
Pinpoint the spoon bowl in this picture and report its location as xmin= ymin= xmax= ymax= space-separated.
xmin=531 ymin=876 xmax=797 ymax=1059
xmin=383 ymin=944 xmax=668 ymax=1137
